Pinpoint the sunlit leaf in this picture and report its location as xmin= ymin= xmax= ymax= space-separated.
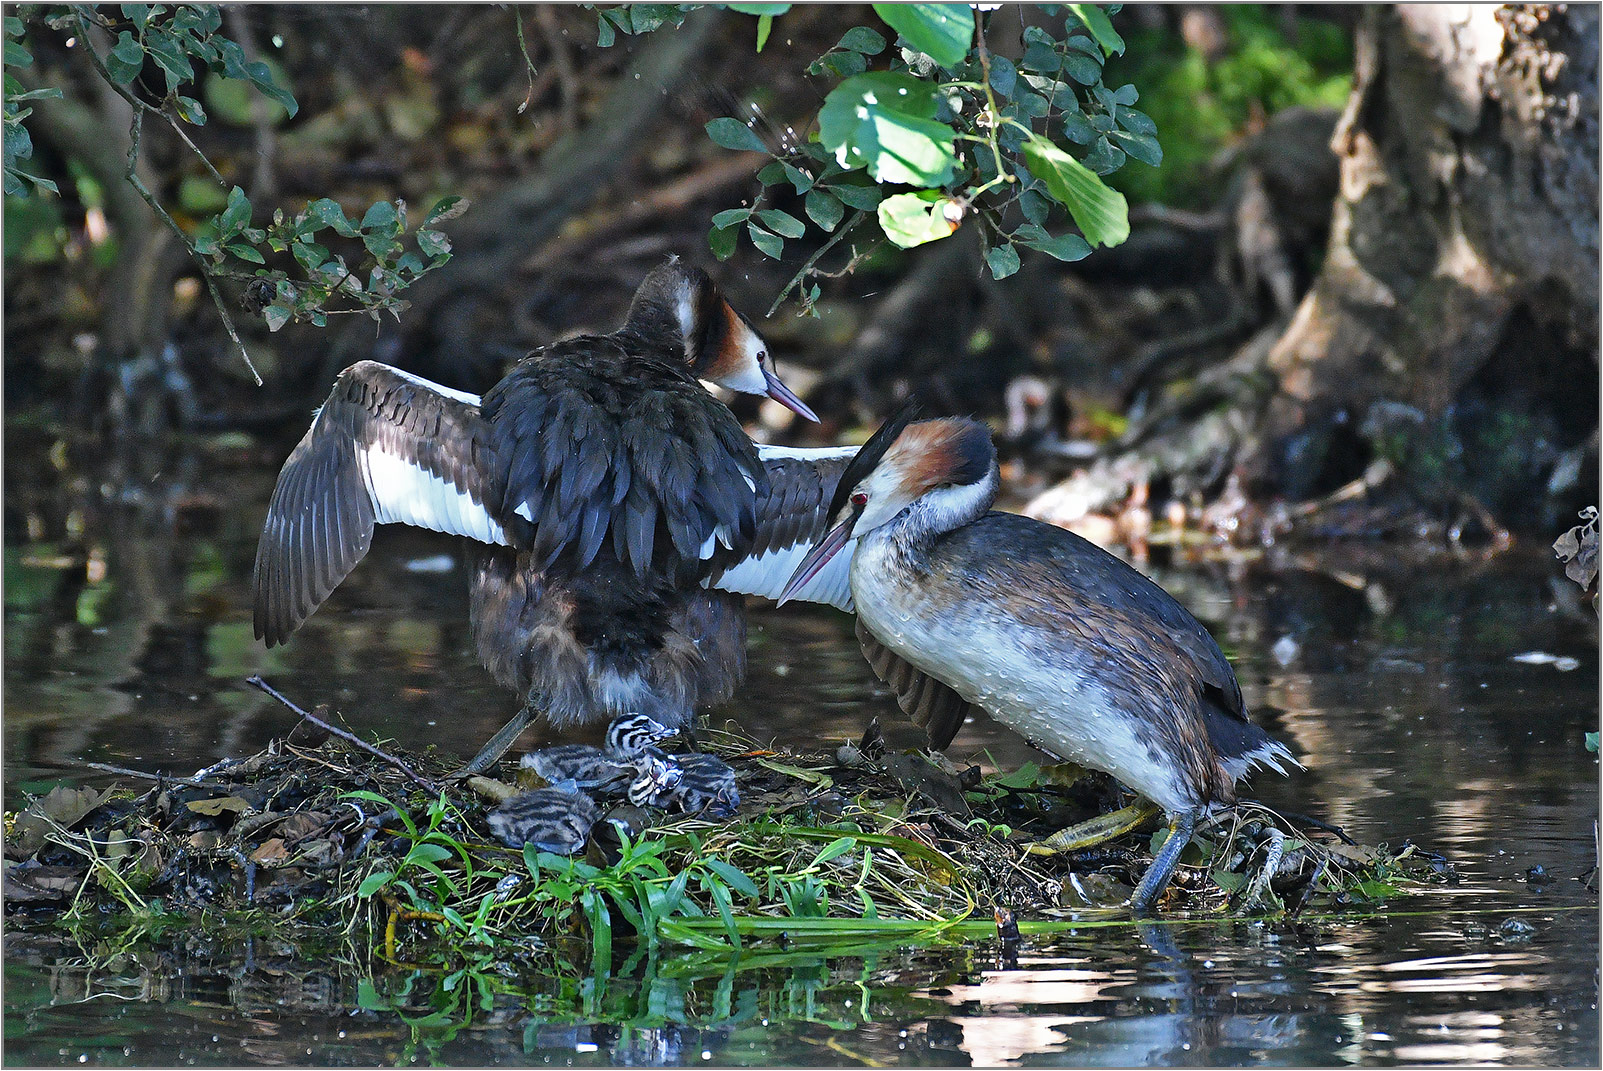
xmin=877 ymin=190 xmax=959 ymax=248
xmin=1022 ymin=133 xmax=1128 ymax=248
xmin=871 ymin=3 xmax=971 ymax=68
xmin=747 ymin=221 xmax=784 ymax=259
xmin=1066 ymin=3 xmax=1125 ymax=56
xmin=818 ymin=72 xmax=958 ymax=186
xmin=755 ymin=208 xmax=805 ymax=238
xmin=836 ymin=26 xmax=886 ymax=55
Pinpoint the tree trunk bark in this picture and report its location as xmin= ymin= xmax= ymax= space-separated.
xmin=1031 ymin=4 xmax=1599 ymax=537
xmin=1259 ymin=3 xmax=1599 ymax=489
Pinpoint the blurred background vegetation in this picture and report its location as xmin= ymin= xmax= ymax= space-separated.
xmin=3 ymin=4 xmax=1596 ymax=562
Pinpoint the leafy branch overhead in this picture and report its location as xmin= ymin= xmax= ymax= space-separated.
xmin=4 ymin=5 xmax=465 ymax=379
xmin=641 ymin=3 xmax=1154 ymax=308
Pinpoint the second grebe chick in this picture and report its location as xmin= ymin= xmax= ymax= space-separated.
xmin=780 ymin=413 xmax=1297 ymax=913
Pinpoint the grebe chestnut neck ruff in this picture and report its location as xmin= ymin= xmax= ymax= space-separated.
xmin=253 ymin=260 xmax=863 ymax=775
xmin=780 ymin=413 xmax=1298 ymax=913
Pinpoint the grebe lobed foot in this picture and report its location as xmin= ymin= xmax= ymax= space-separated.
xmin=449 ymin=701 xmax=538 ymax=780
xmin=1129 ymin=810 xmax=1199 ymax=915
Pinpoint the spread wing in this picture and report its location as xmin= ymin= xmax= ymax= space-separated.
xmin=252 ymin=361 xmax=508 ymax=646
xmin=705 ymin=444 xmax=859 ymax=611
xmin=855 ymin=617 xmax=974 ymax=750
xmin=482 ymin=341 xmax=764 ymax=583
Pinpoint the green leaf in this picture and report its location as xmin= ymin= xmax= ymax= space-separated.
xmin=263 ymin=304 xmax=292 ymax=332
xmin=1021 ymin=133 xmax=1128 ymax=248
xmin=779 ymin=161 xmax=813 ymax=193
xmin=755 ymin=208 xmax=805 ymax=238
xmin=219 ymin=185 xmax=251 ymax=237
xmin=596 ymin=17 xmax=616 ymax=47
xmin=876 ymin=190 xmax=958 ymax=249
xmin=821 ymin=50 xmax=868 ymax=78
xmin=804 ymin=188 xmax=844 ymax=231
xmin=243 ymin=59 xmax=297 ymax=117
xmin=705 ymin=116 xmax=768 ymax=153
xmin=1586 ymin=731 xmax=1599 ymax=753
xmin=356 ymin=871 xmax=394 ymax=898
xmin=871 ymin=3 xmax=971 ymax=68
xmin=106 ymin=31 xmax=145 ymax=85
xmin=144 ymin=28 xmax=193 ymax=93
xmin=425 ymin=196 xmax=469 ymax=224
xmin=836 ymin=26 xmax=886 ymax=55
xmin=829 ymin=182 xmax=883 ymax=211
xmin=1211 ymin=869 xmax=1247 ymax=893
xmin=985 ymin=243 xmax=1020 ymax=279
xmin=724 ymin=2 xmax=791 ymax=13
xmin=4 ymin=38 xmax=32 ymax=68
xmin=297 ymin=199 xmax=349 ymax=238
xmin=4 ymin=16 xmax=24 ymax=36
xmin=817 ymin=73 xmax=958 ymax=186
xmin=226 ymin=242 xmax=265 ymax=264
xmin=703 ymin=859 xmax=761 ymax=899
xmin=361 ymin=200 xmax=399 ymax=234
xmin=175 ymin=95 xmax=206 ymax=125
xmin=1019 ymin=231 xmax=1092 ymax=261
xmin=711 ymin=207 xmax=752 ymax=228
xmin=1061 ymin=50 xmax=1102 ymax=85
xmin=1109 ymin=128 xmax=1161 ymax=167
xmin=707 ymin=223 xmax=738 ymax=260
xmin=1067 ymin=4 xmax=1125 ymax=56
xmin=747 ymin=221 xmax=784 ymax=260
xmin=987 ymin=55 xmax=1017 ymax=99
xmin=416 ymin=228 xmax=451 ymax=257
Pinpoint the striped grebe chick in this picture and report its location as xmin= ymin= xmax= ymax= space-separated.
xmin=518 ymin=713 xmax=678 ymax=793
xmin=253 ymin=259 xmax=861 ymax=775
xmin=781 ymin=413 xmax=1298 ymax=913
xmin=486 ymin=780 xmax=600 ymax=854
xmin=665 ymin=753 xmax=740 ymax=818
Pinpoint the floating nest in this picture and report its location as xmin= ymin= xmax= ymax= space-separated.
xmin=4 ymin=684 xmax=1450 ymax=967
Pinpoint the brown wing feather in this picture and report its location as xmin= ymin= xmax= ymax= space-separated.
xmin=855 ymin=617 xmax=973 ymax=750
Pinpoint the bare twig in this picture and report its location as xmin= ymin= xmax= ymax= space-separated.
xmin=245 ymin=676 xmax=438 ymax=792
xmin=81 ymin=761 xmax=219 ymax=790
xmin=765 ymin=212 xmax=867 ymax=318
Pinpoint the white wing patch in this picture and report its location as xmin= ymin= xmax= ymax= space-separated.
xmin=754 ymin=444 xmax=859 ymax=462
xmin=708 ymin=537 xmax=856 ymax=612
xmin=358 ymin=444 xmax=509 ymax=546
xmin=383 ymin=365 xmax=482 ymax=406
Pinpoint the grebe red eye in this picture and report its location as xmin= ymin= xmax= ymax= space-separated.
xmin=850 ymin=492 xmax=868 ymax=507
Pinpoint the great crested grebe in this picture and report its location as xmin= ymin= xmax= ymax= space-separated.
xmin=253 ymin=260 xmax=861 ymax=774
xmin=780 ymin=412 xmax=1297 ymax=912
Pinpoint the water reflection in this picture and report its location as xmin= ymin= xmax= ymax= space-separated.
xmin=3 ymin=452 xmax=1598 ymax=1066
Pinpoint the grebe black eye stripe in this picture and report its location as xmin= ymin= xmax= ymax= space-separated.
xmin=692 ymin=279 xmax=727 ymax=364
xmin=827 ymin=396 xmax=923 ymax=520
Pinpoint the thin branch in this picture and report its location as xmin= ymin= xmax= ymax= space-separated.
xmin=73 ymin=10 xmax=262 ymax=385
xmin=80 ymin=761 xmax=225 ymax=790
xmin=765 ymin=212 xmax=866 ymax=318
xmin=245 ymin=675 xmax=438 ymax=792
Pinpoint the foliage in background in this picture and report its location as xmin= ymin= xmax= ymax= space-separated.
xmin=5 ymin=5 xmax=463 ymax=380
xmin=1107 ymin=5 xmax=1351 ymax=206
xmin=594 ymin=4 xmax=1156 ymax=312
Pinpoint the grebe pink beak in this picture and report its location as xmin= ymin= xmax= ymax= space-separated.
xmin=777 ymin=498 xmax=861 ymax=605
xmin=763 ymin=366 xmax=819 ymax=423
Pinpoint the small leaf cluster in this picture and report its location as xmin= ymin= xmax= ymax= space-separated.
xmin=194 ymin=188 xmax=465 ymax=330
xmin=3 ymin=16 xmax=63 ymax=197
xmin=87 ymin=3 xmax=298 ymax=124
xmin=590 ymin=4 xmax=694 ymax=48
xmin=693 ymin=3 xmax=1157 ymax=302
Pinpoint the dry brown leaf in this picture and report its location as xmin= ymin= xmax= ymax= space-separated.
xmin=249 ymin=837 xmax=289 ymax=865
xmin=6 ymin=785 xmax=112 ymax=858
xmin=3 ymin=862 xmax=87 ymax=902
xmin=185 ymin=796 xmax=252 ymax=817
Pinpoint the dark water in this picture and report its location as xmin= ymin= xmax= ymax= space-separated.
xmin=4 ymin=453 xmax=1599 ymax=1066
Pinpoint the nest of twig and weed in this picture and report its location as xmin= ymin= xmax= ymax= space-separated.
xmin=3 ymin=694 xmax=1450 ymax=973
